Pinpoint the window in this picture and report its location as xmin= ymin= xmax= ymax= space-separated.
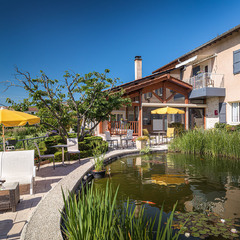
xmin=192 ymin=65 xmax=200 ymax=76
xmin=233 ymin=49 xmax=240 ymax=74
xmin=231 ymin=102 xmax=240 ymax=123
xmin=155 ymin=88 xmax=162 ymax=96
xmin=144 ymin=92 xmax=152 ymax=100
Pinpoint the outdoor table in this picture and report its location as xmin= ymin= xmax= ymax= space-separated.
xmin=0 ymin=182 xmax=20 ymax=212
xmin=51 ymin=144 xmax=70 ymax=166
xmin=152 ymin=130 xmax=166 ymax=144
xmin=118 ymin=132 xmax=127 ymax=148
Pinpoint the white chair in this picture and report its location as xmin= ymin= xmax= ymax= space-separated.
xmin=67 ymin=138 xmax=80 ymax=164
xmin=34 ymin=142 xmax=55 ymax=170
xmin=104 ymin=131 xmax=118 ymax=148
xmin=121 ymin=129 xmax=134 ymax=148
xmin=0 ymin=150 xmax=36 ymax=195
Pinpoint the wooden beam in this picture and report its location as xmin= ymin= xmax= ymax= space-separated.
xmin=142 ymin=82 xmax=164 ymax=94
xmin=165 ymin=82 xmax=189 ymax=97
xmin=169 ymin=76 xmax=193 ymax=89
xmin=163 ymin=82 xmax=166 ymax=103
xmin=166 ymin=91 xmax=177 ymax=102
xmin=124 ymin=74 xmax=168 ymax=93
xmin=132 ymin=102 xmax=140 ymax=107
xmin=152 ymin=91 xmax=163 ymax=103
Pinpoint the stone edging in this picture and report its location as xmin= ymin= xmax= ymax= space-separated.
xmin=21 ymin=146 xmax=167 ymax=240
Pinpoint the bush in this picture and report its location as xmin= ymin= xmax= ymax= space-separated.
xmin=136 ymin=136 xmax=149 ymax=141
xmin=168 ymin=122 xmax=185 ymax=136
xmin=36 ymin=135 xmax=108 ymax=162
xmin=214 ymin=122 xmax=227 ymax=129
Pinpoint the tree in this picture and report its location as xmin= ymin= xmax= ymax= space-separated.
xmin=6 ymin=67 xmax=130 ymax=142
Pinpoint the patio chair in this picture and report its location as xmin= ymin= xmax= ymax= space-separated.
xmin=34 ymin=142 xmax=55 ymax=170
xmin=121 ymin=129 xmax=134 ymax=148
xmin=163 ymin=128 xmax=175 ymax=143
xmin=104 ymin=131 xmax=118 ymax=148
xmin=67 ymin=138 xmax=81 ymax=164
xmin=0 ymin=150 xmax=36 ymax=195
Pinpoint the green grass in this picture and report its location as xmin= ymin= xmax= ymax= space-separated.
xmin=61 ymin=182 xmax=180 ymax=240
xmin=169 ymin=128 xmax=240 ymax=159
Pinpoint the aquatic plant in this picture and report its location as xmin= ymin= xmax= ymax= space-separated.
xmin=62 ymin=182 xmax=180 ymax=240
xmin=174 ymin=211 xmax=239 ymax=239
xmin=169 ymin=128 xmax=240 ymax=159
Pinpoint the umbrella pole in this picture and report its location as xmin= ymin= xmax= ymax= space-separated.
xmin=2 ymin=125 xmax=5 ymax=151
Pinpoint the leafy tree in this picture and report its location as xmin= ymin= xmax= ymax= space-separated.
xmin=6 ymin=67 xmax=130 ymax=142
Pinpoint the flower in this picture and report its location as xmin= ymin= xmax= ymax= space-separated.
xmin=231 ymin=229 xmax=237 ymax=233
xmin=185 ymin=233 xmax=190 ymax=238
xmin=220 ymin=219 xmax=225 ymax=223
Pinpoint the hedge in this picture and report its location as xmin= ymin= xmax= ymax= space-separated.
xmin=35 ymin=135 xmax=108 ymax=162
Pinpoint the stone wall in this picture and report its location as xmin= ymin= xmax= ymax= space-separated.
xmin=206 ymin=97 xmax=219 ymax=129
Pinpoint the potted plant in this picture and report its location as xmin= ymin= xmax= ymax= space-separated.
xmin=91 ymin=141 xmax=107 ymax=179
xmin=135 ymin=136 xmax=149 ymax=150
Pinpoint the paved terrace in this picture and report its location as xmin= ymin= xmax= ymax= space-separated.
xmin=0 ymin=145 xmax=168 ymax=240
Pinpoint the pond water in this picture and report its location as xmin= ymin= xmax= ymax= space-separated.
xmin=94 ymin=153 xmax=240 ymax=239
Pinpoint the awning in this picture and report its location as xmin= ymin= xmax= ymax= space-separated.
xmin=175 ymin=56 xmax=198 ymax=68
xmin=175 ymin=54 xmax=217 ymax=68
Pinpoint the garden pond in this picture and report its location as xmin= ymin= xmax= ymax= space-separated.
xmin=94 ymin=153 xmax=240 ymax=239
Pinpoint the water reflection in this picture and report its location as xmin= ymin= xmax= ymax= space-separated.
xmin=94 ymin=153 xmax=240 ymax=222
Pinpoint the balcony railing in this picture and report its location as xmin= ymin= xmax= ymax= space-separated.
xmin=108 ymin=121 xmax=139 ymax=136
xmin=185 ymin=72 xmax=224 ymax=89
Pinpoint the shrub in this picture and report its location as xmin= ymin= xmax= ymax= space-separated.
xmin=136 ymin=136 xmax=149 ymax=141
xmin=168 ymin=122 xmax=185 ymax=136
xmin=214 ymin=122 xmax=227 ymax=129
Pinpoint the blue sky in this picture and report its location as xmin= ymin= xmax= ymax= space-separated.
xmin=0 ymin=0 xmax=239 ymax=105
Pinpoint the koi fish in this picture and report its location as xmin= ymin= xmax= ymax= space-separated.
xmin=141 ymin=201 xmax=156 ymax=205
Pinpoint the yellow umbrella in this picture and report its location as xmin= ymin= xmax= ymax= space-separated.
xmin=0 ymin=108 xmax=40 ymax=151
xmin=151 ymin=106 xmax=185 ymax=115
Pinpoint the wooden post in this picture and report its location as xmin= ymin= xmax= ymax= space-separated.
xmin=163 ymin=82 xmax=167 ymax=103
xmin=138 ymin=91 xmax=142 ymax=136
xmin=99 ymin=121 xmax=103 ymax=134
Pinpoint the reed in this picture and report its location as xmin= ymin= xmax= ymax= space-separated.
xmin=169 ymin=128 xmax=240 ymax=159
xmin=62 ymin=182 xmax=180 ymax=240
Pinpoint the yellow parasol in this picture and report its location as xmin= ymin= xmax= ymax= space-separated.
xmin=151 ymin=106 xmax=185 ymax=115
xmin=0 ymin=108 xmax=40 ymax=151
xmin=151 ymin=174 xmax=187 ymax=186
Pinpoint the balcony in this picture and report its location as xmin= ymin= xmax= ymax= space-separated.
xmin=185 ymin=72 xmax=224 ymax=89
xmin=185 ymin=73 xmax=226 ymax=99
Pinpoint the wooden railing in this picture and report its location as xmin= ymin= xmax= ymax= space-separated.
xmin=108 ymin=121 xmax=139 ymax=136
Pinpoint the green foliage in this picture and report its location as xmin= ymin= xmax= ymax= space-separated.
xmin=136 ymin=136 xmax=149 ymax=141
xmin=174 ymin=211 xmax=239 ymax=239
xmin=7 ymin=68 xmax=131 ymax=142
xmin=168 ymin=123 xmax=185 ymax=136
xmin=33 ymin=135 xmax=108 ymax=162
xmin=140 ymin=145 xmax=150 ymax=154
xmin=62 ymin=182 xmax=180 ymax=240
xmin=91 ymin=140 xmax=108 ymax=171
xmin=169 ymin=128 xmax=240 ymax=159
xmin=215 ymin=122 xmax=240 ymax=132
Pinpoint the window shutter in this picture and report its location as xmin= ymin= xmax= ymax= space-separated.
xmin=219 ymin=102 xmax=226 ymax=123
xmin=233 ymin=49 xmax=240 ymax=74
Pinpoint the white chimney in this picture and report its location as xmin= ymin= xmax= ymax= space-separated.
xmin=134 ymin=56 xmax=142 ymax=80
